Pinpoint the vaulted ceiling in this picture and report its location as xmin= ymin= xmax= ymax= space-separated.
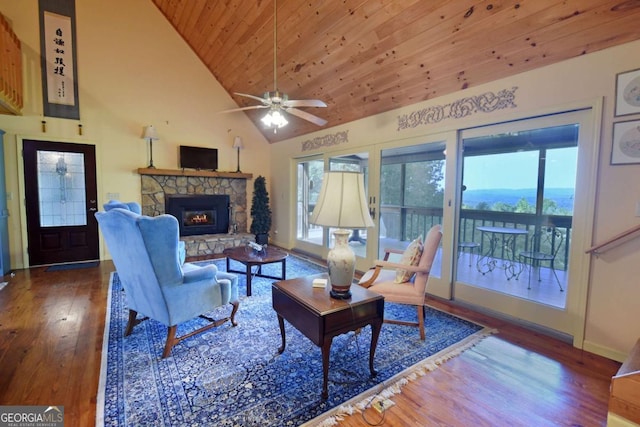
xmin=152 ymin=0 xmax=640 ymax=143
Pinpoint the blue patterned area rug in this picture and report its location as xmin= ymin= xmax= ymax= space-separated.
xmin=96 ymin=255 xmax=494 ymax=426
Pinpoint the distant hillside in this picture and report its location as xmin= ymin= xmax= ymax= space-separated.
xmin=462 ymin=188 xmax=575 ymax=211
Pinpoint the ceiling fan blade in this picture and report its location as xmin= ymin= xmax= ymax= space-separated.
xmin=234 ymin=92 xmax=271 ymax=105
xmin=218 ymin=105 xmax=269 ymax=114
xmin=283 ymin=99 xmax=327 ymax=108
xmin=285 ymin=108 xmax=328 ymax=126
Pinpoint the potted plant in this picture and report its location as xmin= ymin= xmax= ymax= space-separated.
xmin=250 ymin=175 xmax=272 ymax=245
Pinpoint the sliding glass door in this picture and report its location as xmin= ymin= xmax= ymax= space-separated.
xmin=375 ymin=134 xmax=456 ymax=298
xmin=453 ymin=110 xmax=598 ymax=338
xmin=296 ymin=157 xmax=324 ymax=249
xmin=294 ymin=152 xmax=375 ymax=270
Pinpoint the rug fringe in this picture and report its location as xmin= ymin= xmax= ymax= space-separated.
xmin=304 ymin=327 xmax=497 ymax=427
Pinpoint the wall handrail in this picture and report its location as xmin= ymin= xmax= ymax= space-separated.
xmin=586 ymin=224 xmax=640 ymax=255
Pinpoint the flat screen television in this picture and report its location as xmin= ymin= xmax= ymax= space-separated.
xmin=179 ymin=145 xmax=218 ymax=171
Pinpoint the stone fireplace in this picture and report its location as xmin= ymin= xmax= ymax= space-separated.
xmin=138 ymin=169 xmax=254 ymax=256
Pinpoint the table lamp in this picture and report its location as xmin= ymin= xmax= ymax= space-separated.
xmin=142 ymin=125 xmax=159 ymax=169
xmin=233 ymin=136 xmax=244 ymax=172
xmin=310 ymin=171 xmax=374 ymax=299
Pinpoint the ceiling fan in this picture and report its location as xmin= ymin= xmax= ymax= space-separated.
xmin=219 ymin=0 xmax=327 ymax=131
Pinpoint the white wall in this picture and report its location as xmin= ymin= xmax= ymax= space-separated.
xmin=0 ymin=0 xmax=271 ymax=268
xmin=270 ymin=40 xmax=640 ymax=361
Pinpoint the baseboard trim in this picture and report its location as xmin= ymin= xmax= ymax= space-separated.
xmin=583 ymin=340 xmax=628 ymax=363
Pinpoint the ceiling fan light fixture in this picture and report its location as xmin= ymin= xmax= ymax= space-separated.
xmin=261 ymin=109 xmax=288 ymax=130
xmin=217 ymin=0 xmax=327 ymax=132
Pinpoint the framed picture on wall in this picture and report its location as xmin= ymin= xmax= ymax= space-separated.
xmin=611 ymin=119 xmax=640 ymax=165
xmin=615 ymin=68 xmax=640 ymax=117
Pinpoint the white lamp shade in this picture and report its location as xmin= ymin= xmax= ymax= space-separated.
xmin=142 ymin=125 xmax=159 ymax=140
xmin=233 ymin=136 xmax=244 ymax=149
xmin=310 ymin=171 xmax=374 ymax=229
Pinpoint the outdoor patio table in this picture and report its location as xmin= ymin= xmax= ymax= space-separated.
xmin=475 ymin=226 xmax=528 ymax=280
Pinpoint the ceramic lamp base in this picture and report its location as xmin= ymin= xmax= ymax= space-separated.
xmin=327 ymin=229 xmax=355 ymax=300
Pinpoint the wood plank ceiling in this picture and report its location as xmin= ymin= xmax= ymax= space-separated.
xmin=152 ymin=0 xmax=640 ymax=143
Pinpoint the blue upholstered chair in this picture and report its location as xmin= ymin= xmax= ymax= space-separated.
xmin=103 ymin=200 xmax=187 ymax=264
xmin=96 ymin=205 xmax=239 ymax=358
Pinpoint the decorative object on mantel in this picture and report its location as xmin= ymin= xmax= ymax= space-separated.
xmin=141 ymin=125 xmax=159 ymax=169
xmin=250 ymin=176 xmax=272 ymax=245
xmin=301 ymin=130 xmax=349 ymax=152
xmin=233 ymin=136 xmax=244 ymax=173
xmin=397 ymin=87 xmax=518 ymax=131
xmin=310 ymin=171 xmax=374 ymax=299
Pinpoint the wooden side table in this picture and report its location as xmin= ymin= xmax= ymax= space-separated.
xmin=223 ymin=246 xmax=288 ymax=296
xmin=272 ymin=274 xmax=384 ymax=399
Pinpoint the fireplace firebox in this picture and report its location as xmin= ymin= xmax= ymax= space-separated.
xmin=166 ymin=195 xmax=230 ymax=236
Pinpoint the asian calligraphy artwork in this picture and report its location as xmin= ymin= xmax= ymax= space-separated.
xmin=39 ymin=0 xmax=79 ymax=120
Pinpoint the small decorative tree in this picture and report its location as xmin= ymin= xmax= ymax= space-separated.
xmin=250 ymin=175 xmax=272 ymax=245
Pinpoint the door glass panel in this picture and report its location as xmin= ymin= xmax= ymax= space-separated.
xmin=456 ymin=124 xmax=578 ymax=308
xmin=37 ymin=150 xmax=86 ymax=227
xmin=379 ymin=143 xmax=445 ymax=279
xmin=329 ymin=153 xmax=369 ymax=259
xmin=296 ymin=158 xmax=324 ymax=244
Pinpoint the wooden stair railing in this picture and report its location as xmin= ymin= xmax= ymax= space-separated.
xmin=586 ymin=224 xmax=640 ymax=255
xmin=609 ymin=338 xmax=640 ymax=424
xmin=0 ymin=12 xmax=23 ymax=115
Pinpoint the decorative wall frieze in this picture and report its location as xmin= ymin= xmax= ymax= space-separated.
xmin=397 ymin=87 xmax=518 ymax=131
xmin=301 ymin=130 xmax=349 ymax=152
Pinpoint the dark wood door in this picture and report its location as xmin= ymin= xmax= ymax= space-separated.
xmin=23 ymin=140 xmax=99 ymax=266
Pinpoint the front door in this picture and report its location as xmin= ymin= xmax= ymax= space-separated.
xmin=23 ymin=140 xmax=99 ymax=266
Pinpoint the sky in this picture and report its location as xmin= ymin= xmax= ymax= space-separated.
xmin=463 ymin=147 xmax=578 ymax=190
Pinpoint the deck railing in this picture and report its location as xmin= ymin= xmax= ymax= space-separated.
xmin=380 ymin=206 xmax=572 ymax=270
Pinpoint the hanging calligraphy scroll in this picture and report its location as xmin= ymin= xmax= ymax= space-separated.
xmin=39 ymin=0 xmax=79 ymax=120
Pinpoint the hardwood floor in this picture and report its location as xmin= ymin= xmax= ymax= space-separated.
xmin=0 ymin=260 xmax=620 ymax=427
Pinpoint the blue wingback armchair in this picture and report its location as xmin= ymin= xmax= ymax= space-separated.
xmin=96 ymin=204 xmax=239 ymax=358
xmin=103 ymin=200 xmax=187 ymax=265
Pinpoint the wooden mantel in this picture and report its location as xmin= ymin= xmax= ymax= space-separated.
xmin=137 ymin=168 xmax=252 ymax=179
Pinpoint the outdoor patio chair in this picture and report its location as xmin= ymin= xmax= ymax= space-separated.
xmin=458 ymin=241 xmax=480 ymax=267
xmin=518 ymin=227 xmax=564 ymax=291
xmin=359 ymin=224 xmax=442 ymax=340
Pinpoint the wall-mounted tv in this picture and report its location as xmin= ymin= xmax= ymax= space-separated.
xmin=179 ymin=145 xmax=218 ymax=171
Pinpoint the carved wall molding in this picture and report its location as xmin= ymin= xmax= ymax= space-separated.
xmin=301 ymin=130 xmax=349 ymax=152
xmin=397 ymin=87 xmax=518 ymax=131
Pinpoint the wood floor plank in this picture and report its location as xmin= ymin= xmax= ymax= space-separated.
xmin=0 ymin=259 xmax=621 ymax=427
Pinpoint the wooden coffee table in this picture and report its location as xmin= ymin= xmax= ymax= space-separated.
xmin=272 ymin=274 xmax=384 ymax=399
xmin=223 ymin=246 xmax=288 ymax=296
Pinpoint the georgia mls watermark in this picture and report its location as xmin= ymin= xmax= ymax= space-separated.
xmin=0 ymin=406 xmax=64 ymax=427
